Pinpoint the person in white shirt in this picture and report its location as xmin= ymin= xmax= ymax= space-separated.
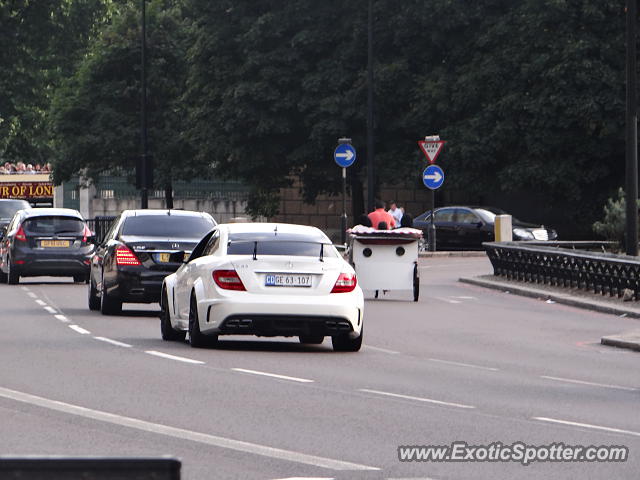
xmin=387 ymin=201 xmax=403 ymax=228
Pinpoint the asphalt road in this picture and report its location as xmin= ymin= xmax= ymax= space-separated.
xmin=0 ymin=256 xmax=639 ymax=480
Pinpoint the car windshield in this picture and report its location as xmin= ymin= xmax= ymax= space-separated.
xmin=227 ymin=232 xmax=337 ymax=257
xmin=23 ymin=216 xmax=84 ymax=235
xmin=122 ymin=215 xmax=215 ymax=238
xmin=0 ymin=201 xmax=28 ymax=217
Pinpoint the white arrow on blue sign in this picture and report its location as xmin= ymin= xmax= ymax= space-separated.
xmin=334 ymin=143 xmax=356 ymax=168
xmin=423 ymin=164 xmax=444 ymax=190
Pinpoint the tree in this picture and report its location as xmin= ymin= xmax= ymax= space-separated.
xmin=49 ymin=0 xmax=195 ymax=200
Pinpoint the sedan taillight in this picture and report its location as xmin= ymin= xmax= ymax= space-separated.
xmin=15 ymin=225 xmax=27 ymax=242
xmin=213 ymin=269 xmax=246 ymax=291
xmin=331 ymin=272 xmax=357 ymax=293
xmin=115 ymin=245 xmax=141 ymax=266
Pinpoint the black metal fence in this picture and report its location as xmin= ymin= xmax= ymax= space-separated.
xmin=483 ymin=241 xmax=640 ymax=300
xmin=86 ymin=216 xmax=117 ymax=243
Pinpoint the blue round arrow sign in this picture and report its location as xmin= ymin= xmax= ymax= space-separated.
xmin=334 ymin=144 xmax=356 ymax=168
xmin=423 ymin=164 xmax=444 ymax=190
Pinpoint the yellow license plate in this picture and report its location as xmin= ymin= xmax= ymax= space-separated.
xmin=159 ymin=253 xmax=170 ymax=263
xmin=41 ymin=240 xmax=70 ymax=248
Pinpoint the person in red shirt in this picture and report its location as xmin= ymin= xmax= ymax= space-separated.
xmin=368 ymin=200 xmax=396 ymax=229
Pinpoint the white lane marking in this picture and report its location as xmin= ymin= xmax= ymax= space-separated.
xmin=35 ymin=299 xmax=46 ymax=306
xmin=44 ymin=306 xmax=57 ymax=314
xmin=365 ymin=345 xmax=400 ymax=355
xmin=232 ymin=368 xmax=314 ymax=383
xmin=359 ymin=389 xmax=475 ymax=410
xmin=452 ymin=296 xmax=476 ymax=300
xmin=68 ymin=325 xmax=90 ymax=335
xmin=145 ymin=350 xmax=205 ymax=365
xmin=0 ymin=386 xmax=379 ymax=471
xmin=27 ymin=292 xmax=37 ymax=299
xmin=20 ymin=286 xmax=29 ymax=291
xmin=434 ymin=297 xmax=461 ymax=304
xmin=94 ymin=337 xmax=132 ymax=348
xmin=540 ymin=376 xmax=638 ymax=392
xmin=274 ymin=478 xmax=335 ymax=480
xmin=534 ymin=417 xmax=640 ymax=438
xmin=54 ymin=314 xmax=69 ymax=323
xmin=428 ymin=358 xmax=499 ymax=372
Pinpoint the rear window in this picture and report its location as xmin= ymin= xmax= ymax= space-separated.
xmin=23 ymin=216 xmax=84 ymax=235
xmin=0 ymin=201 xmax=29 ymax=217
xmin=226 ymin=231 xmax=336 ymax=257
xmin=122 ymin=215 xmax=214 ymax=237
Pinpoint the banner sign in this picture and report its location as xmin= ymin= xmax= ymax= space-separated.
xmin=0 ymin=182 xmax=54 ymax=199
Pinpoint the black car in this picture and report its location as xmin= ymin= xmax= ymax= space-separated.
xmin=413 ymin=206 xmax=558 ymax=251
xmin=0 ymin=199 xmax=30 ymax=232
xmin=0 ymin=208 xmax=95 ymax=284
xmin=89 ymin=209 xmax=216 ymax=315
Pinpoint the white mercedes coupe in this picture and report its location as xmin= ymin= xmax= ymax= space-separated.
xmin=159 ymin=223 xmax=364 ymax=351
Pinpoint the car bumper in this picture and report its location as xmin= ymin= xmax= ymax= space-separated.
xmin=198 ymin=291 xmax=364 ymax=338
xmin=107 ymin=267 xmax=174 ymax=304
xmin=11 ymin=250 xmax=91 ymax=277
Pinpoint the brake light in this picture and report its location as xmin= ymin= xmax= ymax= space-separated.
xmin=213 ymin=269 xmax=246 ymax=291
xmin=82 ymin=224 xmax=92 ymax=243
xmin=331 ymin=272 xmax=357 ymax=293
xmin=15 ymin=225 xmax=27 ymax=242
xmin=115 ymin=245 xmax=141 ymax=266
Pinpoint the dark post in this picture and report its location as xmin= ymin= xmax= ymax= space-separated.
xmin=429 ymin=190 xmax=436 ymax=251
xmin=366 ymin=0 xmax=375 ymax=213
xmin=140 ymin=0 xmax=148 ymax=209
xmin=341 ymin=167 xmax=347 ymax=245
xmin=626 ymin=0 xmax=638 ymax=255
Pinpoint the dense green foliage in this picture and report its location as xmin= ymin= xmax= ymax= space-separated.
xmin=593 ymin=188 xmax=639 ymax=244
xmin=1 ymin=0 xmax=632 ymax=230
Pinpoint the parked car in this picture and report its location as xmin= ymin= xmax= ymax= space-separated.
xmin=413 ymin=206 xmax=558 ymax=250
xmin=88 ymin=209 xmax=217 ymax=315
xmin=0 ymin=199 xmax=30 ymax=233
xmin=0 ymin=208 xmax=95 ymax=284
xmin=160 ymin=223 xmax=364 ymax=351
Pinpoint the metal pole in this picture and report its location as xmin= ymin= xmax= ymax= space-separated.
xmin=366 ymin=0 xmax=375 ymax=212
xmin=429 ymin=190 xmax=436 ymax=251
xmin=626 ymin=0 xmax=638 ymax=255
xmin=140 ymin=0 xmax=148 ymax=209
xmin=341 ymin=167 xmax=347 ymax=245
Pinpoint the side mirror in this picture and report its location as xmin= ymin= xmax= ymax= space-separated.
xmin=475 ymin=221 xmax=483 ymax=229
xmin=169 ymin=250 xmax=187 ymax=263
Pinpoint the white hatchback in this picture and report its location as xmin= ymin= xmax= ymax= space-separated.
xmin=160 ymin=223 xmax=364 ymax=351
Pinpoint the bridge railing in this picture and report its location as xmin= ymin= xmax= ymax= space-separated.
xmin=482 ymin=241 xmax=640 ymax=300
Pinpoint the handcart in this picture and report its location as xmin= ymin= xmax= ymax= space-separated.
xmin=347 ymin=226 xmax=423 ymax=301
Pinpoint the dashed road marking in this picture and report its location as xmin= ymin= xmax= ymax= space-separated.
xmin=35 ymin=299 xmax=46 ymax=306
xmin=94 ymin=337 xmax=132 ymax=348
xmin=54 ymin=314 xmax=69 ymax=323
xmin=366 ymin=345 xmax=400 ymax=355
xmin=428 ymin=358 xmax=498 ymax=372
xmin=27 ymin=292 xmax=37 ymax=299
xmin=534 ymin=417 xmax=640 ymax=437
xmin=44 ymin=306 xmax=57 ymax=314
xmin=434 ymin=297 xmax=461 ymax=304
xmin=68 ymin=325 xmax=90 ymax=335
xmin=540 ymin=375 xmax=637 ymax=392
xmin=0 ymin=386 xmax=379 ymax=471
xmin=145 ymin=350 xmax=204 ymax=365
xmin=359 ymin=389 xmax=475 ymax=410
xmin=232 ymin=368 xmax=314 ymax=383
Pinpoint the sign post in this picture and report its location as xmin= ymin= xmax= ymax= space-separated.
xmin=419 ymin=135 xmax=446 ymax=251
xmin=334 ymin=139 xmax=357 ymax=245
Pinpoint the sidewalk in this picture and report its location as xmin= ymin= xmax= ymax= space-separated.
xmin=459 ymin=275 xmax=640 ymax=352
xmin=419 ymin=251 xmax=486 ymax=258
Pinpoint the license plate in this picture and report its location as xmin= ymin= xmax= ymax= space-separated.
xmin=159 ymin=253 xmax=170 ymax=263
xmin=40 ymin=240 xmax=70 ymax=248
xmin=265 ymin=274 xmax=312 ymax=287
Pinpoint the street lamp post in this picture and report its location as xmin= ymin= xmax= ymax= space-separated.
xmin=366 ymin=0 xmax=375 ymax=213
xmin=626 ymin=0 xmax=638 ymax=256
xmin=140 ymin=0 xmax=149 ymax=209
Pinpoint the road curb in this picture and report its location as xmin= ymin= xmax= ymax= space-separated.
xmin=458 ymin=276 xmax=640 ymax=319
xmin=601 ymin=331 xmax=640 ymax=352
xmin=420 ymin=251 xmax=487 ymax=258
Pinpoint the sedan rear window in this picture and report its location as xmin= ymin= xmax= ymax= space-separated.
xmin=23 ymin=216 xmax=84 ymax=235
xmin=228 ymin=241 xmax=337 ymax=258
xmin=122 ymin=215 xmax=214 ymax=238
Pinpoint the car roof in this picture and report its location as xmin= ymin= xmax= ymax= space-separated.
xmin=21 ymin=208 xmax=83 ymax=219
xmin=221 ymin=223 xmax=330 ymax=241
xmin=121 ymin=209 xmax=211 ymax=218
xmin=0 ymin=199 xmax=30 ymax=204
